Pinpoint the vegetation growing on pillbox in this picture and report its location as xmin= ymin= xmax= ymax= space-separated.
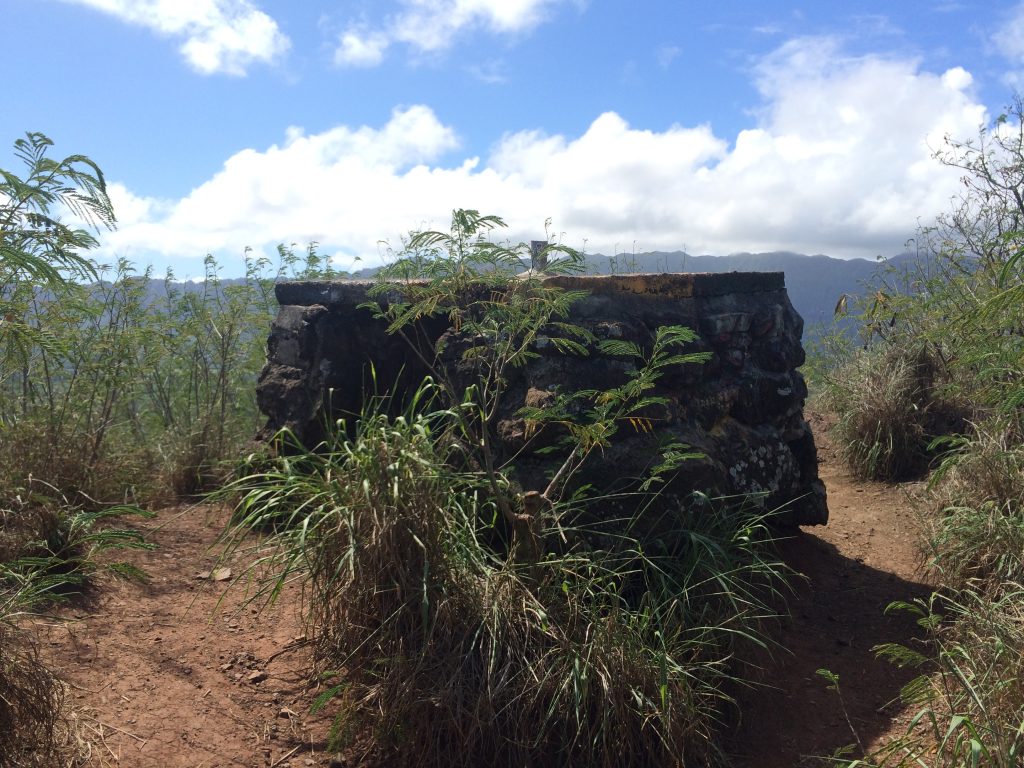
xmin=222 ymin=210 xmax=788 ymax=767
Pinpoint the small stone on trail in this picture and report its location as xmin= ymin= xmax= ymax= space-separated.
xmin=195 ymin=567 xmax=232 ymax=581
xmin=247 ymin=670 xmax=268 ymax=683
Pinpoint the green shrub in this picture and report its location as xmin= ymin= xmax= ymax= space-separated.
xmin=923 ymin=420 xmax=1024 ymax=590
xmin=845 ymin=589 xmax=1024 ymax=768
xmin=223 ymin=389 xmax=785 ymax=767
xmin=0 ymin=255 xmax=280 ymax=507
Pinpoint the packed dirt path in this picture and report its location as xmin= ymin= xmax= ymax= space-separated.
xmin=38 ymin=505 xmax=336 ymax=768
xmin=730 ymin=411 xmax=933 ymax=766
xmin=36 ymin=410 xmax=932 ymax=767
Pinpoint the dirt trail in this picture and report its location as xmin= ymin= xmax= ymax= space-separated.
xmin=39 ymin=506 xmax=335 ymax=768
xmin=39 ymin=411 xmax=932 ymax=767
xmin=730 ymin=412 xmax=933 ymax=766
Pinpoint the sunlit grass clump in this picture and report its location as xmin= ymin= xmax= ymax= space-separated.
xmin=223 ymin=384 xmax=785 ymax=767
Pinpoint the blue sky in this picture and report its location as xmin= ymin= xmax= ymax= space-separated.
xmin=4 ymin=0 xmax=1023 ymax=277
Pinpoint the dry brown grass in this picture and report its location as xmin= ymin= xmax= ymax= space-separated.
xmin=224 ymin=409 xmax=785 ymax=768
xmin=0 ymin=426 xmax=155 ymax=510
xmin=923 ymin=419 xmax=1024 ymax=592
xmin=827 ymin=346 xmax=970 ymax=481
xmin=0 ymin=622 xmax=85 ymax=767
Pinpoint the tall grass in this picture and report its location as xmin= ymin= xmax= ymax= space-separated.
xmin=815 ymin=104 xmax=1024 ymax=766
xmin=222 ymin=382 xmax=786 ymax=767
xmin=819 ymin=345 xmax=969 ymax=482
xmin=925 ymin=421 xmax=1024 ymax=590
xmin=841 ymin=589 xmax=1024 ymax=768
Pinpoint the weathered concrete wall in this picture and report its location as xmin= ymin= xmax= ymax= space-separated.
xmin=257 ymin=273 xmax=828 ymax=526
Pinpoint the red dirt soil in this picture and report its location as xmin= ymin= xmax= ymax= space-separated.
xmin=38 ymin=506 xmax=336 ymax=768
xmin=38 ymin=410 xmax=932 ymax=767
xmin=729 ymin=411 xmax=933 ymax=766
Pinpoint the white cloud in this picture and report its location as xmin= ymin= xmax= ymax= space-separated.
xmin=101 ymin=38 xmax=989 ymax=269
xmin=333 ymin=0 xmax=568 ymax=67
xmin=106 ymin=182 xmax=170 ymax=229
xmin=993 ymin=3 xmax=1024 ymax=85
xmin=994 ymin=3 xmax=1024 ymax=58
xmin=58 ymin=0 xmax=290 ymax=76
xmin=334 ymin=27 xmax=390 ymax=67
xmin=942 ymin=66 xmax=973 ymax=91
xmin=467 ymin=59 xmax=510 ymax=84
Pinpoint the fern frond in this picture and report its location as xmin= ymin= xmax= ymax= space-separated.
xmin=598 ymin=339 xmax=643 ymax=359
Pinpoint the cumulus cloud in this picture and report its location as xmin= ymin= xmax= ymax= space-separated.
xmin=58 ymin=0 xmax=290 ymax=76
xmin=993 ymin=2 xmax=1024 ymax=85
xmin=334 ymin=0 xmax=567 ymax=67
xmin=334 ymin=26 xmax=390 ymax=67
xmin=101 ymin=37 xmax=989 ymax=270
